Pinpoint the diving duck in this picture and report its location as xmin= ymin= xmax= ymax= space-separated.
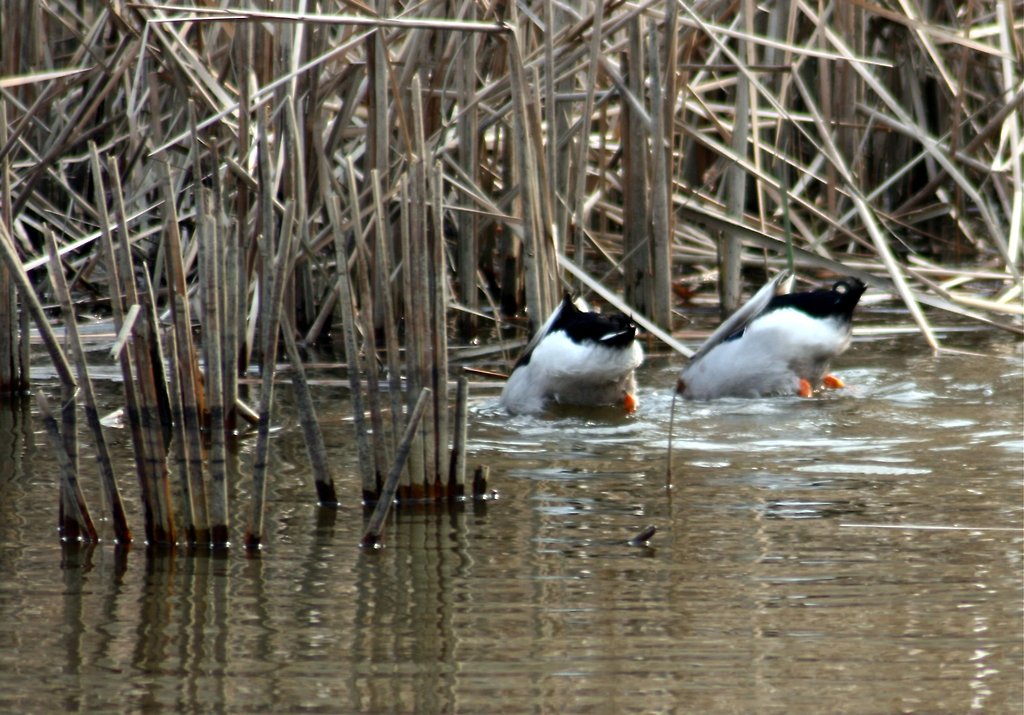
xmin=677 ymin=272 xmax=866 ymax=400
xmin=501 ymin=295 xmax=644 ymax=415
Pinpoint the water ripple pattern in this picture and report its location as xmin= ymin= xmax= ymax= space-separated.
xmin=0 ymin=333 xmax=1020 ymax=714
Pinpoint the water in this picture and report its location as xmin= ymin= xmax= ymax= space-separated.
xmin=1 ymin=331 xmax=1021 ymax=714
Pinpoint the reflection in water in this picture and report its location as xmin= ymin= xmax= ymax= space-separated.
xmin=0 ymin=397 xmax=32 ymax=541
xmin=350 ymin=509 xmax=468 ymax=713
xmin=0 ymin=334 xmax=1021 ymax=713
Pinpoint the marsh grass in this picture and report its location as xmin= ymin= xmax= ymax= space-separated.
xmin=0 ymin=0 xmax=1019 ymax=546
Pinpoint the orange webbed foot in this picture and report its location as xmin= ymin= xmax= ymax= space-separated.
xmin=823 ymin=374 xmax=845 ymax=389
xmin=624 ymin=392 xmax=638 ymax=413
xmin=798 ymin=378 xmax=813 ymax=398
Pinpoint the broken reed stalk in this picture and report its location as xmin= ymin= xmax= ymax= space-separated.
xmin=60 ymin=377 xmax=78 ymax=540
xmin=138 ymin=272 xmax=177 ymax=546
xmin=165 ymin=318 xmax=198 ymax=542
xmin=0 ymin=263 xmax=15 ymax=395
xmin=35 ymin=391 xmax=98 ymax=542
xmin=102 ymin=155 xmax=172 ymax=546
xmin=157 ymin=382 xmax=192 ymax=540
xmin=131 ymin=77 xmax=178 ymax=547
xmin=789 ymin=70 xmax=941 ymax=350
xmin=0 ymin=99 xmax=26 ymax=395
xmin=359 ymin=387 xmax=431 ymax=548
xmin=303 ymin=279 xmax=338 ymax=346
xmin=648 ymin=23 xmax=673 ymax=330
xmin=542 ymin=2 xmax=561 ymax=248
xmin=245 ymin=198 xmax=297 ymax=550
xmin=86 ymin=146 xmax=135 ymax=542
xmin=281 ymin=319 xmax=338 ymax=506
xmin=189 ymin=103 xmax=231 ymax=545
xmin=621 ymin=17 xmax=652 ymax=318
xmin=282 ymin=96 xmax=316 ymax=339
xmin=0 ymin=223 xmax=92 ymax=537
xmin=719 ymin=15 xmax=751 ymax=319
xmin=44 ymin=229 xmax=131 ymax=543
xmin=341 ymin=157 xmax=473 ymax=508
xmin=569 ymin=0 xmax=604 ymax=274
xmin=328 ymin=192 xmax=377 ymax=500
xmin=428 ymin=163 xmax=449 ymax=494
xmin=230 ymin=20 xmax=252 ymax=411
xmin=369 ymin=169 xmax=404 ymax=457
xmin=159 ymin=158 xmax=211 ymax=544
xmin=199 ymin=199 xmax=230 ymax=544
xmin=406 ymin=79 xmax=431 ymax=497
xmin=0 ymin=224 xmax=76 ymax=388
xmin=448 ymin=375 xmax=469 ymax=497
xmin=353 ymin=229 xmax=391 ymax=480
xmin=455 ymin=12 xmax=480 ymax=339
xmin=243 ymin=104 xmax=281 ymax=550
xmin=506 ymin=22 xmax=558 ymax=328
xmin=345 ymin=157 xmax=391 ymax=483
xmin=222 ymin=195 xmax=242 ymax=433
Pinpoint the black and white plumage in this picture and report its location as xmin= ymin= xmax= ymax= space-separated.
xmin=677 ymin=272 xmax=866 ymax=400
xmin=501 ymin=296 xmax=644 ymax=415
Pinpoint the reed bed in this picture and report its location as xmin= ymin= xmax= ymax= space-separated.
xmin=0 ymin=0 xmax=1020 ymax=546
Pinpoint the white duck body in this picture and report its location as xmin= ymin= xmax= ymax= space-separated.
xmin=501 ymin=297 xmax=644 ymax=415
xmin=678 ymin=274 xmax=866 ymax=400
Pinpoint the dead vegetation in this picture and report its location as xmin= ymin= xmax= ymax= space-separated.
xmin=0 ymin=0 xmax=1020 ymax=545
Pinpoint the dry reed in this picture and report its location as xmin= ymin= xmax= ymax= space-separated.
xmin=0 ymin=0 xmax=1019 ymax=547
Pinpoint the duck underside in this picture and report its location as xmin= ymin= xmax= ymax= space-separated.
xmin=679 ymin=309 xmax=852 ymax=400
xmin=501 ymin=334 xmax=643 ymax=414
xmin=546 ymin=373 xmax=638 ymax=408
xmin=680 ymin=357 xmax=834 ymax=400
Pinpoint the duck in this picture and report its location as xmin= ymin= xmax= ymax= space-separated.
xmin=501 ymin=295 xmax=644 ymax=415
xmin=677 ymin=272 xmax=866 ymax=400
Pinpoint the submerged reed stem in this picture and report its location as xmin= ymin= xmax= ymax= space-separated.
xmin=360 ymin=387 xmax=432 ymax=548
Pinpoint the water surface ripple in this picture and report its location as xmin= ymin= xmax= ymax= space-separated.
xmin=0 ymin=333 xmax=1021 ymax=713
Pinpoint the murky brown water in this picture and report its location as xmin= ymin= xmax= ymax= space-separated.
xmin=1 ymin=330 xmax=1021 ymax=714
